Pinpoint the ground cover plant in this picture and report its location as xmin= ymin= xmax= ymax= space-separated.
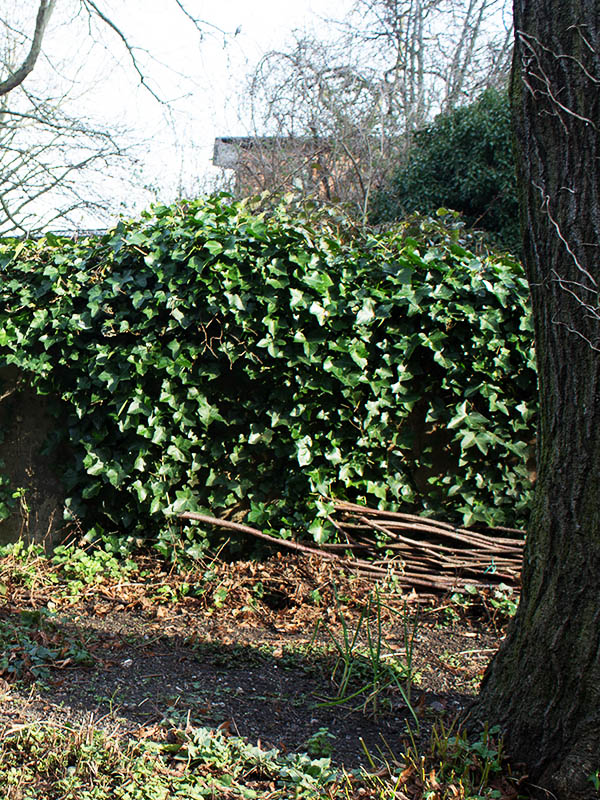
xmin=0 ymin=197 xmax=536 ymax=555
xmin=0 ymin=540 xmax=527 ymax=799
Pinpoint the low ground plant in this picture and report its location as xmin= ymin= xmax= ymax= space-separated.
xmin=314 ymin=585 xmax=421 ymax=724
xmin=51 ymin=544 xmax=136 ymax=586
xmin=0 ymin=718 xmax=522 ymax=799
xmin=0 ymin=607 xmax=91 ymax=682
xmin=0 ymin=539 xmax=140 ymax=603
xmin=359 ymin=720 xmax=513 ymax=799
xmin=448 ymin=584 xmax=518 ymax=629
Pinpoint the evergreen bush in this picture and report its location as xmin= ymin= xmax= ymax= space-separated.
xmin=372 ymin=90 xmax=520 ymax=253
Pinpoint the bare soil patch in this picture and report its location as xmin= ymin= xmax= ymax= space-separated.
xmin=0 ymin=552 xmax=505 ymax=770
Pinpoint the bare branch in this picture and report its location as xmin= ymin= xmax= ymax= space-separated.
xmin=81 ymin=0 xmax=164 ymax=102
xmin=171 ymin=0 xmax=229 ymax=37
xmin=0 ymin=0 xmax=57 ymax=96
xmin=231 ymin=1 xmax=513 ymax=221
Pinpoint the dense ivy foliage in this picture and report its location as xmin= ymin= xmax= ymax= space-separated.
xmin=0 ymin=197 xmax=536 ymax=550
xmin=371 ymin=90 xmax=520 ymax=254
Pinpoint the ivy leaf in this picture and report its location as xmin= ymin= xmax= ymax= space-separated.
xmin=309 ymin=301 xmax=328 ymax=326
xmin=460 ymin=430 xmax=477 ymax=450
xmin=297 ymin=436 xmax=313 ymax=467
xmin=86 ymin=458 xmax=105 ymax=476
xmin=289 ymin=288 xmax=305 ymax=309
xmin=302 ymin=270 xmax=333 ymax=293
xmin=166 ymin=445 xmax=186 ymax=462
xmin=356 ymin=299 xmax=375 ymax=325
xmin=448 ymin=401 xmax=468 ymax=429
xmin=197 ymin=396 xmax=225 ymax=427
xmin=132 ymin=480 xmax=148 ymax=502
xmin=204 ymin=240 xmax=223 ymax=255
xmin=349 ymin=341 xmax=368 ymax=370
xmin=308 ymin=518 xmax=330 ymax=544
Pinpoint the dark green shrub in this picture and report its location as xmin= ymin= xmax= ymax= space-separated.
xmin=0 ymin=197 xmax=535 ymax=551
xmin=372 ymin=90 xmax=520 ymax=253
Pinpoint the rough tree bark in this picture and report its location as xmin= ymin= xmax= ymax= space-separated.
xmin=473 ymin=2 xmax=600 ymax=798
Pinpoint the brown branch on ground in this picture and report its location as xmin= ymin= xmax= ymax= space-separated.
xmin=178 ymin=499 xmax=524 ymax=595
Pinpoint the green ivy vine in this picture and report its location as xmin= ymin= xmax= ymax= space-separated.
xmin=0 ymin=196 xmax=536 ymax=549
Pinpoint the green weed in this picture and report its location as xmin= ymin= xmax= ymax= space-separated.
xmin=0 ymin=720 xmax=338 ymax=799
xmin=0 ymin=608 xmax=92 ymax=682
xmin=357 ymin=720 xmax=512 ymax=799
xmin=304 ymin=727 xmax=336 ymax=758
xmin=0 ymin=540 xmax=52 ymax=590
xmin=51 ymin=544 xmax=136 ymax=585
xmin=314 ymin=585 xmax=420 ymax=725
xmin=449 ymin=583 xmax=518 ymax=629
xmin=0 ymin=540 xmax=138 ymax=602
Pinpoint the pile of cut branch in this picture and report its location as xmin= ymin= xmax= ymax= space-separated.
xmin=178 ymin=499 xmax=524 ymax=596
xmin=324 ymin=500 xmax=524 ymax=593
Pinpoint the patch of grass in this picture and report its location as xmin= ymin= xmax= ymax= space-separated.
xmin=314 ymin=585 xmax=421 ymax=724
xmin=278 ymin=640 xmax=331 ymax=677
xmin=426 ymin=720 xmax=506 ymax=794
xmin=0 ymin=721 xmax=340 ymax=799
xmin=0 ymin=540 xmax=53 ymax=591
xmin=358 ymin=720 xmax=518 ymax=799
xmin=0 ymin=718 xmax=525 ymax=800
xmin=0 ymin=722 xmax=180 ymax=800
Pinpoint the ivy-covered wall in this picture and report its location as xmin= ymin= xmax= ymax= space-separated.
xmin=0 ymin=197 xmax=536 ymax=552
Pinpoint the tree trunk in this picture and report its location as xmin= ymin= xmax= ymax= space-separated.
xmin=473 ymin=2 xmax=600 ymax=798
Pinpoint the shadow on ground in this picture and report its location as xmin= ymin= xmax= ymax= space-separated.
xmin=0 ymin=596 xmax=498 ymax=769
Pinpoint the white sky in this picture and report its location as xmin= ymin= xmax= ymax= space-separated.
xmin=41 ymin=0 xmax=353 ymax=220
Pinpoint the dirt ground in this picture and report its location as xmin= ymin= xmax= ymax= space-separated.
xmin=0 ymin=552 xmax=506 ymax=770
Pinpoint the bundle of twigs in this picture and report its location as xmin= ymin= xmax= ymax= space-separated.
xmin=324 ymin=500 xmax=524 ymax=593
xmin=178 ymin=499 xmax=524 ymax=595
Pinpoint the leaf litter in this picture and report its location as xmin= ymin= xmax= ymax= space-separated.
xmin=0 ymin=545 xmax=524 ymax=797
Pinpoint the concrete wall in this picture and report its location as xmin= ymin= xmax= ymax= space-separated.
xmin=0 ymin=367 xmax=65 ymax=548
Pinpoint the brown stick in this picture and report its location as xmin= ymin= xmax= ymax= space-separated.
xmin=179 ymin=506 xmax=522 ymax=592
xmin=178 ymin=512 xmax=339 ymax=560
xmin=336 ymin=515 xmax=524 ymax=554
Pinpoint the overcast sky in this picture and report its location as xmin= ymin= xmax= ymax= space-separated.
xmin=3 ymin=0 xmax=509 ymax=231
xmin=48 ymin=1 xmax=353 ymax=214
xmin=0 ymin=0 xmax=354 ymax=231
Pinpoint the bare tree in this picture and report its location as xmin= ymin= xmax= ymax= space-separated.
xmin=0 ymin=1 xmax=223 ymax=234
xmin=0 ymin=85 xmax=134 ymax=235
xmin=349 ymin=0 xmax=512 ymax=131
xmin=241 ymin=36 xmax=396 ymax=221
xmin=0 ymin=0 xmax=56 ymax=97
xmin=226 ymin=0 xmax=512 ymax=221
